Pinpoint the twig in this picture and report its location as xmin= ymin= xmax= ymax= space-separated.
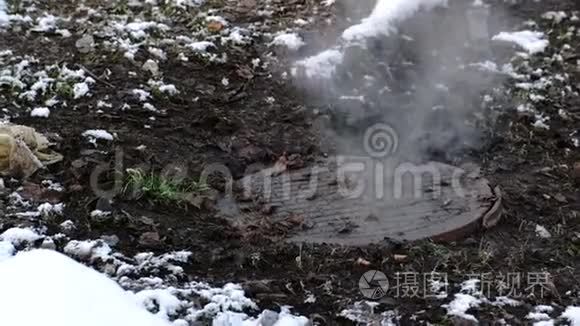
xmin=76 ymin=64 xmax=115 ymax=88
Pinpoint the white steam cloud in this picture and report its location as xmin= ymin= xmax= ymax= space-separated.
xmin=295 ymin=0 xmax=448 ymax=79
xmin=342 ymin=0 xmax=448 ymax=41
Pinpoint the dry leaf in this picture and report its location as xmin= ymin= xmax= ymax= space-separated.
xmin=207 ymin=21 xmax=224 ymax=33
xmin=356 ymin=257 xmax=371 ymax=266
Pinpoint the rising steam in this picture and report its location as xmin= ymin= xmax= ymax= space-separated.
xmin=294 ymin=0 xmax=502 ymax=162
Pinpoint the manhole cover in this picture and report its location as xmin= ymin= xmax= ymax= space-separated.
xmin=222 ymin=158 xmax=501 ymax=245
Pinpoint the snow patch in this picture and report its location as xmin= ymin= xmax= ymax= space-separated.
xmin=0 ymin=227 xmax=42 ymax=246
xmin=0 ymin=0 xmax=8 ymax=26
xmin=443 ymin=279 xmax=483 ymax=322
xmin=82 ymin=129 xmax=114 ymax=141
xmin=295 ymin=49 xmax=343 ymax=79
xmin=0 ymin=241 xmax=15 ymax=262
xmin=562 ymin=307 xmax=580 ymax=326
xmin=31 ymin=107 xmax=50 ymax=118
xmin=271 ymin=33 xmax=305 ymax=51
xmin=492 ymin=30 xmax=549 ymax=54
xmin=0 ymin=249 xmax=171 ymax=326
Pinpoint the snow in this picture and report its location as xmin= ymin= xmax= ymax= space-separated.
xmin=64 ymin=240 xmax=112 ymax=261
xmin=0 ymin=249 xmax=171 ymax=326
xmin=148 ymin=47 xmax=167 ymax=61
xmin=0 ymin=227 xmax=42 ymax=245
xmin=492 ymin=30 xmax=549 ymax=54
xmin=295 ymin=49 xmax=343 ymax=78
xmin=0 ymin=0 xmax=7 ymax=26
xmin=31 ymin=14 xmax=58 ymax=32
xmin=30 ymin=107 xmax=50 ymax=118
xmin=271 ymin=33 xmax=305 ymax=51
xmin=136 ymin=289 xmax=184 ymax=319
xmin=443 ymin=279 xmax=483 ymax=322
xmin=73 ymin=81 xmax=90 ymax=98
xmin=342 ymin=0 xmax=448 ymax=41
xmin=82 ymin=129 xmax=114 ymax=141
xmin=187 ymin=41 xmax=215 ymax=52
xmin=0 ymin=241 xmax=15 ymax=262
xmin=542 ymin=11 xmax=567 ymax=24
xmin=535 ymin=225 xmax=552 ymax=239
xmin=133 ymin=88 xmax=152 ymax=101
xmin=562 ymin=307 xmax=580 ymax=326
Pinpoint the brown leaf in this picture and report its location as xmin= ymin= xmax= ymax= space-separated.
xmin=272 ymin=155 xmax=288 ymax=176
xmin=207 ymin=21 xmax=224 ymax=33
xmin=393 ymin=254 xmax=408 ymax=262
xmin=356 ymin=257 xmax=371 ymax=266
xmin=286 ymin=214 xmax=305 ymax=226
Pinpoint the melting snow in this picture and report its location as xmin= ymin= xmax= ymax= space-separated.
xmin=443 ymin=279 xmax=483 ymax=322
xmin=72 ymin=82 xmax=90 ymax=98
xmin=0 ymin=249 xmax=171 ymax=326
xmin=562 ymin=307 xmax=580 ymax=326
xmin=492 ymin=30 xmax=549 ymax=54
xmin=272 ymin=33 xmax=305 ymax=51
xmin=0 ymin=227 xmax=42 ymax=246
xmin=82 ymin=129 xmax=114 ymax=141
xmin=295 ymin=49 xmax=343 ymax=78
xmin=30 ymin=107 xmax=50 ymax=118
xmin=0 ymin=0 xmax=7 ymax=26
xmin=0 ymin=241 xmax=15 ymax=262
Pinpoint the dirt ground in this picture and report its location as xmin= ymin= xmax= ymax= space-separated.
xmin=1 ymin=0 xmax=580 ymax=324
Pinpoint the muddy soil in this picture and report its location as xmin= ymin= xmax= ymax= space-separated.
xmin=1 ymin=0 xmax=580 ymax=324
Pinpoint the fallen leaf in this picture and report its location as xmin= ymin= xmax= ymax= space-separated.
xmin=393 ymin=254 xmax=408 ymax=262
xmin=356 ymin=257 xmax=371 ymax=266
xmin=207 ymin=21 xmax=224 ymax=33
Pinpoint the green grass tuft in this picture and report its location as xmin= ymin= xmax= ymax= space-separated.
xmin=123 ymin=168 xmax=210 ymax=204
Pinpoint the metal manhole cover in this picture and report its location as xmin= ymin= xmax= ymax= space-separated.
xmin=222 ymin=158 xmax=500 ymax=245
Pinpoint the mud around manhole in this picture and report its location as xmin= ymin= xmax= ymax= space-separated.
xmin=219 ymin=158 xmax=501 ymax=246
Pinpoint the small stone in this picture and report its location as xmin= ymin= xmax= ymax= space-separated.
xmin=238 ymin=0 xmax=257 ymax=11
xmin=393 ymin=254 xmax=408 ymax=262
xmin=75 ymin=34 xmax=95 ymax=54
xmin=59 ymin=220 xmax=76 ymax=234
xmin=40 ymin=238 xmax=56 ymax=250
xmin=257 ymin=310 xmax=279 ymax=326
xmin=96 ymin=197 xmax=113 ymax=212
xmin=451 ymin=316 xmax=478 ymax=326
xmin=356 ymin=257 xmax=371 ymax=266
xmin=554 ymin=193 xmax=567 ymax=203
xmin=101 ymin=235 xmax=120 ymax=247
xmin=142 ymin=59 xmax=159 ymax=76
xmin=69 ymin=184 xmax=84 ymax=192
xmin=535 ymin=224 xmax=552 ymax=239
xmin=90 ymin=210 xmax=112 ymax=223
xmin=574 ymin=162 xmax=580 ymax=182
xmin=138 ymin=232 xmax=161 ymax=248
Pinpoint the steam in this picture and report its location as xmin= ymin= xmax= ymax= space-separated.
xmin=342 ymin=0 xmax=448 ymax=41
xmin=295 ymin=0 xmax=448 ymax=80
xmin=294 ymin=0 xmax=503 ymax=162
